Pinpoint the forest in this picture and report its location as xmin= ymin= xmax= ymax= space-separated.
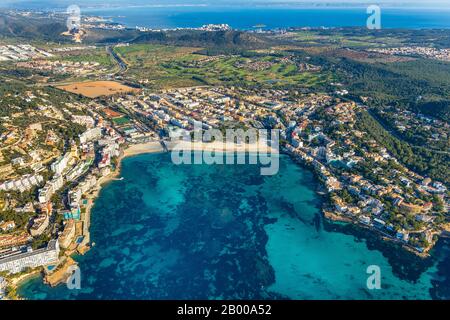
xmin=356 ymin=110 xmax=449 ymax=185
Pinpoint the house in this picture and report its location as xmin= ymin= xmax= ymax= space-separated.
xmin=396 ymin=231 xmax=410 ymax=242
xmin=11 ymin=157 xmax=25 ymax=166
xmin=416 ymin=215 xmax=434 ymax=223
xmin=58 ymin=220 xmax=76 ymax=249
xmin=359 ymin=215 xmax=371 ymax=225
xmin=422 ymin=202 xmax=433 ymax=212
xmin=400 ymin=177 xmax=411 ymax=187
xmin=392 ymin=196 xmax=404 ymax=206
xmin=347 ymin=206 xmax=361 ymax=216
xmin=373 ymin=218 xmax=386 ymax=229
xmin=0 ymin=221 xmax=15 ymax=232
xmin=30 ymin=214 xmax=49 ymax=237
xmin=335 ymin=203 xmax=348 ymax=213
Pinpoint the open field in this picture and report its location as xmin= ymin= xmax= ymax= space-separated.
xmin=114 ymin=44 xmax=333 ymax=89
xmin=112 ymin=116 xmax=131 ymax=125
xmin=114 ymin=44 xmax=203 ymax=87
xmin=56 ymin=80 xmax=139 ymax=98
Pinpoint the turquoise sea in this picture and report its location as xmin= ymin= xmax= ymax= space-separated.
xmin=18 ymin=153 xmax=450 ymax=300
xmin=82 ymin=6 xmax=450 ymax=30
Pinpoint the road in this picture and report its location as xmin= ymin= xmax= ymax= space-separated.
xmin=106 ymin=46 xmax=128 ymax=73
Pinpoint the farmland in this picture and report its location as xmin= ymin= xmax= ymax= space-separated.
xmin=56 ymin=81 xmax=139 ymax=98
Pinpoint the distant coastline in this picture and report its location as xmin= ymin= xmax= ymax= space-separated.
xmin=81 ymin=6 xmax=450 ymax=30
xmin=4 ymin=2 xmax=450 ymax=11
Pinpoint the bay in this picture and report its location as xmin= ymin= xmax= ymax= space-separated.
xmin=17 ymin=153 xmax=449 ymax=300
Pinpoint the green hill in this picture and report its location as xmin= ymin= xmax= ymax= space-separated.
xmin=130 ymin=30 xmax=273 ymax=49
xmin=0 ymin=12 xmax=68 ymax=42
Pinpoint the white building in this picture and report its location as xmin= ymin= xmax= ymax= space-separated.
xmin=38 ymin=175 xmax=64 ymax=204
xmin=0 ymin=240 xmax=60 ymax=274
xmin=50 ymin=175 xmax=64 ymax=191
xmin=38 ymin=185 xmax=53 ymax=204
xmin=68 ymin=188 xmax=82 ymax=208
xmin=0 ymin=175 xmax=43 ymax=193
xmin=51 ymin=153 xmax=71 ymax=175
xmin=79 ymin=175 xmax=97 ymax=194
xmin=79 ymin=127 xmax=102 ymax=144
xmin=72 ymin=115 xmax=95 ymax=128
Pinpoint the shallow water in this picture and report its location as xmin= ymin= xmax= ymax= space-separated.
xmin=18 ymin=153 xmax=448 ymax=299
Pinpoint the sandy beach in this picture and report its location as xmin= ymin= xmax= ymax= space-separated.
xmin=80 ymin=139 xmax=277 ymax=242
xmin=123 ymin=141 xmax=164 ymax=157
xmin=123 ymin=140 xmax=279 ymax=158
xmin=9 ymin=139 xmax=279 ymax=297
xmin=42 ymin=138 xmax=280 ymax=286
xmin=166 ymin=140 xmax=279 ymax=154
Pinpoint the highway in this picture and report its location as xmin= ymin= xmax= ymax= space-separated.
xmin=106 ymin=46 xmax=128 ymax=73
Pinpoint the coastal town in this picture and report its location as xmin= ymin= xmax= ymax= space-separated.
xmin=0 ymin=3 xmax=449 ymax=299
xmin=1 ymin=69 xmax=449 ymax=298
xmin=0 ymin=45 xmax=53 ymax=62
xmin=368 ymin=46 xmax=450 ymax=62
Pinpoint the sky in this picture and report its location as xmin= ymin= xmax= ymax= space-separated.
xmin=1 ymin=0 xmax=449 ymax=9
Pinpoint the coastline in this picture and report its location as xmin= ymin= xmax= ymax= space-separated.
xmin=8 ymin=141 xmax=164 ymax=298
xmin=75 ymin=139 xmax=278 ymax=254
xmin=10 ymin=139 xmax=278 ymax=298
xmin=13 ymin=143 xmax=443 ymax=300
xmin=324 ymin=208 xmax=432 ymax=259
xmin=83 ymin=6 xmax=450 ymax=30
xmin=282 ymin=146 xmax=437 ymax=259
xmin=123 ymin=140 xmax=278 ymax=157
xmin=84 ymin=139 xmax=435 ymax=263
xmin=83 ymin=141 xmax=166 ymax=235
xmin=122 ymin=141 xmax=164 ymax=158
xmin=5 ymin=269 xmax=42 ymax=300
xmin=10 ymin=140 xmax=435 ymax=298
